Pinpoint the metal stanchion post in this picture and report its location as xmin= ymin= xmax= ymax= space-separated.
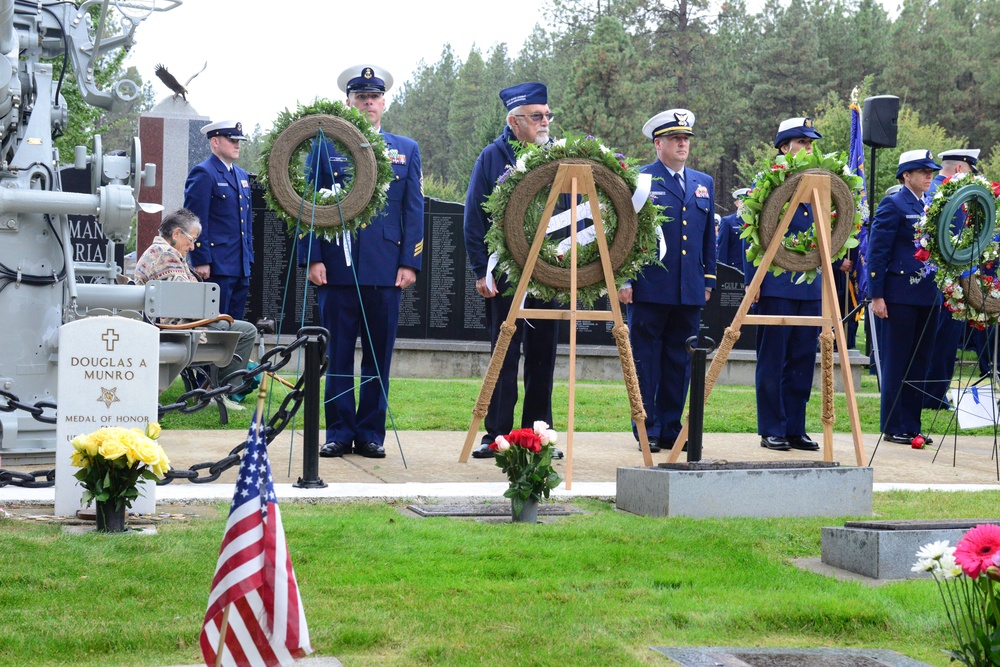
xmin=685 ymin=333 xmax=716 ymax=463
xmin=295 ymin=333 xmax=327 ymax=489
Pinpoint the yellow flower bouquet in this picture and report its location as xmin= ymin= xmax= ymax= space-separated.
xmin=70 ymin=424 xmax=170 ymax=516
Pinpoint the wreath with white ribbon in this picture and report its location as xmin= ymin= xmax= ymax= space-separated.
xmin=483 ymin=136 xmax=663 ymax=307
xmin=915 ymin=172 xmax=1000 ymax=325
xmin=740 ymin=150 xmax=863 ymax=283
xmin=260 ymin=99 xmax=394 ymax=241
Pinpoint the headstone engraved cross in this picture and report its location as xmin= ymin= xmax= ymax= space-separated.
xmin=54 ymin=316 xmax=161 ymax=517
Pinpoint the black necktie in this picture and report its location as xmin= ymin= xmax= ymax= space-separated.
xmin=674 ymin=172 xmax=685 ymax=194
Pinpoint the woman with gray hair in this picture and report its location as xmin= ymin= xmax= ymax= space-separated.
xmin=134 ymin=208 xmax=258 ymax=410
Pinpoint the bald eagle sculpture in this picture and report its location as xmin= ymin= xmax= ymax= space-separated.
xmin=154 ymin=62 xmax=207 ymax=102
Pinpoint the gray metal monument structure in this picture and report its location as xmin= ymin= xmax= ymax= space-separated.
xmin=0 ymin=0 xmax=233 ymax=461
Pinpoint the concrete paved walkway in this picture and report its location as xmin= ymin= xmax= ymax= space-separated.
xmin=3 ymin=429 xmax=999 ymax=505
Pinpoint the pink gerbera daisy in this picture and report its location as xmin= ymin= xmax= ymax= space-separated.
xmin=954 ymin=524 xmax=1000 ymax=578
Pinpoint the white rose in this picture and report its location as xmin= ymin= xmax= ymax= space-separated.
xmin=544 ymin=429 xmax=558 ymax=445
xmin=495 ymin=436 xmax=510 ymax=452
xmin=533 ymin=420 xmax=550 ymax=435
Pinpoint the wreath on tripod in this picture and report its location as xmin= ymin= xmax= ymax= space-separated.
xmin=740 ymin=150 xmax=864 ymax=283
xmin=259 ymin=99 xmax=394 ymax=241
xmin=483 ymin=136 xmax=662 ymax=307
xmin=915 ymin=172 xmax=1000 ymax=326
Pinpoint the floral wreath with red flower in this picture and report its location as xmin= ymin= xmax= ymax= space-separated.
xmin=914 ymin=172 xmax=1000 ymax=327
xmin=739 ymin=149 xmax=864 ymax=284
xmin=491 ymin=421 xmax=562 ymax=519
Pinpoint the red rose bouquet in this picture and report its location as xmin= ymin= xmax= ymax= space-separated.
xmin=490 ymin=421 xmax=562 ymax=520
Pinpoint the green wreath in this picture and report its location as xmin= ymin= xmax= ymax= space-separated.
xmin=484 ymin=136 xmax=663 ymax=307
xmin=259 ymin=99 xmax=394 ymax=241
xmin=740 ymin=150 xmax=863 ymax=283
xmin=915 ymin=173 xmax=1000 ymax=325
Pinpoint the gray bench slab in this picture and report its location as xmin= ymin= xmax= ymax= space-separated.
xmin=616 ymin=462 xmax=873 ymax=518
xmin=822 ymin=518 xmax=1000 ymax=580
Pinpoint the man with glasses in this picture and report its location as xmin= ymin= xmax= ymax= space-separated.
xmin=183 ymin=119 xmax=254 ymax=319
xmin=464 ymin=82 xmax=563 ymax=460
xmin=619 ymin=108 xmax=716 ymax=453
xmin=298 ymin=65 xmax=424 ymax=459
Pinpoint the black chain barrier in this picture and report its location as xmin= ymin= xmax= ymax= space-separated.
xmin=0 ymin=326 xmax=328 ymax=489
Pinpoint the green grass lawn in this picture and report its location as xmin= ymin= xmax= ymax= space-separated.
xmin=2 ymin=491 xmax=995 ymax=666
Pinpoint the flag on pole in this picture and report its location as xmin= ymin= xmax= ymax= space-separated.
xmin=849 ymin=97 xmax=870 ymax=302
xmin=200 ymin=413 xmax=312 ymax=667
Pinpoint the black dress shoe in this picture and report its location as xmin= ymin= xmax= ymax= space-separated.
xmin=472 ymin=442 xmax=495 ymax=459
xmin=884 ymin=433 xmax=916 ymax=445
xmin=356 ymin=442 xmax=386 ymax=459
xmin=659 ymin=438 xmax=688 ymax=452
xmin=920 ymin=434 xmax=934 ymax=445
xmin=320 ymin=441 xmax=351 ymax=457
xmin=760 ymin=436 xmax=791 ymax=451
xmin=640 ymin=437 xmax=661 ymax=453
xmin=788 ymin=434 xmax=820 ymax=451
xmin=551 ymin=447 xmax=565 ymax=459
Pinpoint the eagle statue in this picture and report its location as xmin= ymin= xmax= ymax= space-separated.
xmin=154 ymin=62 xmax=207 ymax=102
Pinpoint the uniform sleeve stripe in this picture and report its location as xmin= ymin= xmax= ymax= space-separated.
xmin=704 ymin=274 xmax=716 ymax=279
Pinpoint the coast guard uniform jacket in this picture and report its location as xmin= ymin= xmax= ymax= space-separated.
xmin=867 ymin=185 xmax=940 ymax=435
xmin=183 ymin=154 xmax=253 ymax=317
xmin=627 ymin=161 xmax=715 ymax=444
xmin=297 ymin=132 xmax=423 ymax=285
xmin=716 ymin=211 xmax=745 ymax=270
xmin=296 ymin=130 xmax=423 ymax=447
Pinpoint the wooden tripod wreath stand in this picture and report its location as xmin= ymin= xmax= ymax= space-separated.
xmin=665 ymin=172 xmax=866 ymax=465
xmin=459 ymin=163 xmax=656 ymax=485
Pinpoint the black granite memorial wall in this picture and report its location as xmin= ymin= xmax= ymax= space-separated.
xmin=701 ymin=262 xmax=756 ymax=351
xmin=61 ymin=166 xmax=124 ymax=283
xmin=245 ymin=189 xmax=746 ymax=349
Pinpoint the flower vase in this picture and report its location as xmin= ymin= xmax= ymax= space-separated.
xmin=512 ymin=497 xmax=539 ymax=523
xmin=95 ymin=500 xmax=127 ymax=533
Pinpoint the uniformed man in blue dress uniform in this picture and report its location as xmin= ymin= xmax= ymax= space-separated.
xmin=183 ymin=120 xmax=254 ymax=319
xmin=743 ymin=118 xmax=824 ymax=452
xmin=923 ymin=149 xmax=982 ymax=409
xmin=867 ymin=149 xmax=942 ymax=446
xmin=298 ymin=65 xmax=424 ymax=459
xmin=464 ymin=82 xmax=566 ymax=460
xmin=617 ymin=109 xmax=716 ymax=453
xmin=717 ymin=187 xmax=750 ymax=271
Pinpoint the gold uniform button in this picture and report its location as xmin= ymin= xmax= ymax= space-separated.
xmin=683 ymin=221 xmax=688 ymax=226
xmin=682 ymin=250 xmax=687 ymax=255
xmin=803 ymin=211 xmax=808 ymax=216
xmin=870 ymin=271 xmax=876 ymax=277
xmin=682 ymin=206 xmax=687 ymax=212
xmin=683 ymin=235 xmax=688 ymax=241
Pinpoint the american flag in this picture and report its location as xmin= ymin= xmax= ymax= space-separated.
xmin=200 ymin=414 xmax=312 ymax=667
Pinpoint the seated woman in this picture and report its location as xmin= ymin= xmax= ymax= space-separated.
xmin=134 ymin=208 xmax=258 ymax=408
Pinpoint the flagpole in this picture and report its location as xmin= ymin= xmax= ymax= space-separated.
xmin=214 ymin=604 xmax=232 ymax=667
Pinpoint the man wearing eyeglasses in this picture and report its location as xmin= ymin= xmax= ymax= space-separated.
xmin=463 ymin=82 xmax=563 ymax=460
xmin=298 ymin=64 xmax=424 ymax=460
xmin=183 ymin=119 xmax=254 ymax=320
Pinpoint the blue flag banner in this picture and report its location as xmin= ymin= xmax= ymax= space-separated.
xmin=849 ymin=103 xmax=870 ymax=301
